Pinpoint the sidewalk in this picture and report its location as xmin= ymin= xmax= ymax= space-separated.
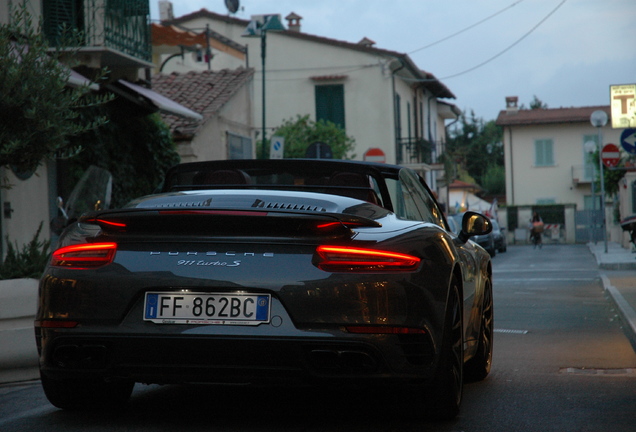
xmin=588 ymin=241 xmax=636 ymax=350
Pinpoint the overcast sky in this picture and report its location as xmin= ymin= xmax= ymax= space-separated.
xmin=150 ymin=0 xmax=636 ymax=122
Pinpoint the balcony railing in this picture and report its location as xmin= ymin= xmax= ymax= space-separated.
xmin=43 ymin=0 xmax=151 ymax=63
xmin=396 ymin=137 xmax=446 ymax=166
xmin=571 ymin=164 xmax=595 ymax=185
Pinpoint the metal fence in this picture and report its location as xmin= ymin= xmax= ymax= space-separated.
xmin=575 ymin=209 xmax=604 ymax=244
xmin=43 ymin=0 xmax=151 ymax=62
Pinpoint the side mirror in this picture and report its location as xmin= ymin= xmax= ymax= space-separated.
xmin=458 ymin=211 xmax=492 ymax=243
xmin=57 ymin=196 xmax=68 ymax=219
xmin=50 ymin=196 xmax=69 ymax=235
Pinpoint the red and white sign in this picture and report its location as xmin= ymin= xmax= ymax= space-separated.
xmin=601 ymin=143 xmax=621 ymax=168
xmin=363 ymin=148 xmax=386 ymax=163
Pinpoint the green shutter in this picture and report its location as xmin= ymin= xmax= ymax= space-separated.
xmin=315 ymin=85 xmax=345 ymax=129
xmin=535 ymin=139 xmax=554 ymax=166
xmin=42 ymin=0 xmax=81 ymax=46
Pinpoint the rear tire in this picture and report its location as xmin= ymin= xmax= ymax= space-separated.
xmin=426 ymin=278 xmax=463 ymax=420
xmin=41 ymin=372 xmax=134 ymax=410
xmin=464 ymin=277 xmax=493 ymax=382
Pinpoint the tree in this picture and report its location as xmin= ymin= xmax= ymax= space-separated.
xmin=529 ymin=95 xmax=548 ymax=110
xmin=270 ymin=115 xmax=356 ymax=159
xmin=445 ymin=111 xmax=504 ymax=193
xmin=0 ymin=7 xmax=109 ymax=175
xmin=481 ymin=164 xmax=505 ymax=196
xmin=60 ymin=106 xmax=180 ymax=209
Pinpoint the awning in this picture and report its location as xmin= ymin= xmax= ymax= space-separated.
xmin=111 ymin=79 xmax=203 ymax=121
xmin=9 ymin=40 xmax=99 ymax=90
xmin=67 ymin=69 xmax=99 ymax=90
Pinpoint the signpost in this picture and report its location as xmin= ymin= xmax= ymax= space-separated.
xmin=590 ymin=110 xmax=608 ymax=253
xmin=305 ymin=141 xmax=333 ymax=159
xmin=601 ymin=143 xmax=620 ymax=168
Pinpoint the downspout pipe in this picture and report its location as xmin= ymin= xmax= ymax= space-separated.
xmin=427 ymin=94 xmax=435 ymax=144
xmin=390 ymin=57 xmax=406 ymax=165
xmin=508 ymin=126 xmax=514 ymax=205
xmin=444 ymin=109 xmax=461 ymax=214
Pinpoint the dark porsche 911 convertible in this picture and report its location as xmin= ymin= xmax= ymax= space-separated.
xmin=36 ymin=159 xmax=493 ymax=419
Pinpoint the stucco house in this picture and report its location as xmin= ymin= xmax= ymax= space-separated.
xmin=0 ymin=0 xmax=199 ymax=256
xmin=152 ymin=68 xmax=255 ymax=161
xmin=496 ymin=96 xmax=624 ymax=244
xmin=154 ymin=6 xmax=460 ymax=195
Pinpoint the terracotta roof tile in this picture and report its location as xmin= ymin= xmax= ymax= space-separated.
xmin=164 ymin=8 xmax=455 ymax=99
xmin=496 ymin=105 xmax=611 ymax=126
xmin=151 ymin=68 xmax=254 ymax=137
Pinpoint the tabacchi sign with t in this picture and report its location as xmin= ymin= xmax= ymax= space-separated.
xmin=610 ymin=84 xmax=636 ymax=129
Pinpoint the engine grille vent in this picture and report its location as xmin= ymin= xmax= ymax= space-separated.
xmin=154 ymin=198 xmax=213 ymax=208
xmin=252 ymin=200 xmax=327 ymax=212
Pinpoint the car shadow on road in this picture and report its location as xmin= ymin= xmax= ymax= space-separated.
xmin=44 ymin=382 xmax=486 ymax=431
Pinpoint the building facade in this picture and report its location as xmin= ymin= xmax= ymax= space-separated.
xmin=0 ymin=0 xmax=197 ymax=255
xmin=496 ymin=97 xmax=624 ymax=244
xmin=155 ymin=7 xmax=460 ymax=193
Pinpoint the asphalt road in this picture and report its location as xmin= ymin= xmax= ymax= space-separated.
xmin=1 ymin=244 xmax=635 ymax=431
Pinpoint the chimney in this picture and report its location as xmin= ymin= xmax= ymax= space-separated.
xmin=358 ymin=37 xmax=376 ymax=48
xmin=285 ymin=12 xmax=302 ymax=32
xmin=505 ymin=96 xmax=519 ymax=113
xmin=159 ymin=1 xmax=174 ymax=22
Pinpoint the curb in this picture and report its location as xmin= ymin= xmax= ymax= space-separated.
xmin=601 ymin=273 xmax=636 ymax=351
xmin=0 ymin=278 xmax=39 ymax=384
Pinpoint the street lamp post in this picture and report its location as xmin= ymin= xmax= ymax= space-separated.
xmin=243 ymin=15 xmax=286 ymax=159
xmin=590 ymin=110 xmax=609 ymax=253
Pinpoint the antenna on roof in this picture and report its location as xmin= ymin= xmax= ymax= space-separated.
xmin=225 ymin=0 xmax=240 ymax=14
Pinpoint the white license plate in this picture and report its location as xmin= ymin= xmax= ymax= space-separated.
xmin=144 ymin=292 xmax=270 ymax=325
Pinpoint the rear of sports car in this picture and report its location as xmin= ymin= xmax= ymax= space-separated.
xmin=36 ymin=190 xmax=454 ymax=408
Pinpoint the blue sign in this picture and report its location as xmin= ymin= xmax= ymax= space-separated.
xmin=620 ymin=128 xmax=636 ymax=154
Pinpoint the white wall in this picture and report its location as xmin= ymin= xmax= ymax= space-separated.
xmin=0 ymin=165 xmax=51 ymax=256
xmin=505 ymin=122 xmax=623 ymax=208
xmin=180 ymin=79 xmax=254 ymax=162
xmin=170 ymin=15 xmax=427 ymax=164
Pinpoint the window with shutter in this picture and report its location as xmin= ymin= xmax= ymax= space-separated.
xmin=534 ymin=139 xmax=554 ymax=166
xmin=42 ymin=0 xmax=83 ymax=46
xmin=315 ymin=85 xmax=345 ymax=129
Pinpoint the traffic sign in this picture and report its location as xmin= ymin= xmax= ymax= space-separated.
xmin=363 ymin=147 xmax=386 ymax=163
xmin=620 ymin=128 xmax=636 ymax=155
xmin=270 ymin=136 xmax=284 ymax=159
xmin=601 ymin=143 xmax=620 ymax=168
xmin=610 ymin=84 xmax=636 ymax=129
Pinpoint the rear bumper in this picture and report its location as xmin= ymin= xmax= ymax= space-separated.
xmin=37 ymin=331 xmax=437 ymax=386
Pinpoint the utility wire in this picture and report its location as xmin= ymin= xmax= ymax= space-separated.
xmin=408 ymin=0 xmax=568 ymax=81
xmin=408 ymin=0 xmax=525 ymax=55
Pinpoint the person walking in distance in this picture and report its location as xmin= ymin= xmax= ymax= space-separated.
xmin=530 ymin=212 xmax=544 ymax=249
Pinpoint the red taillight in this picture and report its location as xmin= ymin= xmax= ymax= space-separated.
xmin=35 ymin=320 xmax=79 ymax=328
xmin=95 ymin=219 xmax=126 ymax=228
xmin=345 ymin=326 xmax=426 ymax=335
xmin=51 ymin=243 xmax=117 ymax=268
xmin=315 ymin=245 xmax=421 ymax=272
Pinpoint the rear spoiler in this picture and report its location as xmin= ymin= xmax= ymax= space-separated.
xmin=82 ymin=208 xmax=381 ymax=229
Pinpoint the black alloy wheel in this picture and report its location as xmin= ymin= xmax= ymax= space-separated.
xmin=464 ymin=276 xmax=494 ymax=382
xmin=426 ymin=277 xmax=464 ymax=420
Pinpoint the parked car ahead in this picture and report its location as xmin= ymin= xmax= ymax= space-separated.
xmin=451 ymin=212 xmax=497 ymax=257
xmin=490 ymin=219 xmax=507 ymax=253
